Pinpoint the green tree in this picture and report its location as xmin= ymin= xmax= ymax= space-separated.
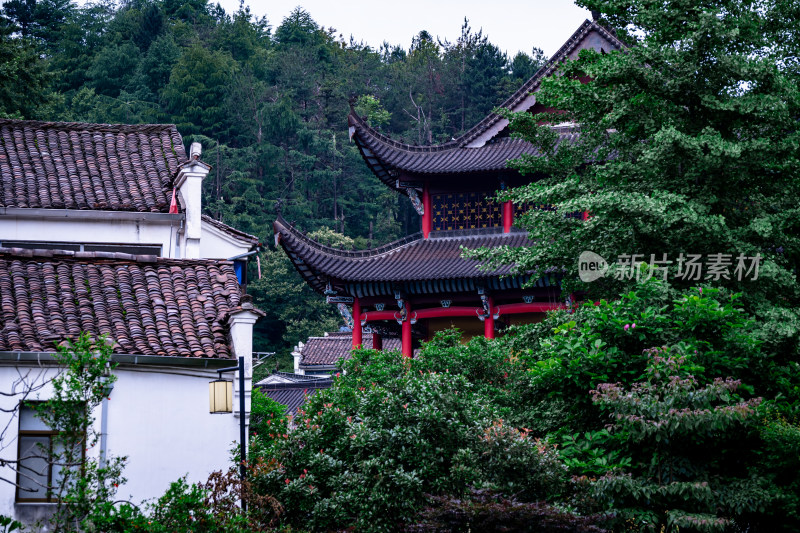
xmin=2 ymin=0 xmax=73 ymax=51
xmin=0 ymin=19 xmax=53 ymax=118
xmin=87 ymin=41 xmax=140 ymax=97
xmin=441 ymin=19 xmax=509 ymax=133
xmin=255 ymin=348 xmax=568 ymax=532
xmin=588 ymin=347 xmax=768 ymax=531
xmin=274 ymin=7 xmax=323 ymax=47
xmin=467 ymin=0 xmax=800 ymax=358
xmin=34 ymin=334 xmax=126 ymax=532
xmin=163 ymin=44 xmax=235 ymax=135
xmin=127 ymin=33 xmax=181 ymax=101
xmin=354 ymin=94 xmax=391 ymax=130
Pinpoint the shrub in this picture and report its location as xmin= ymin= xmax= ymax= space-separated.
xmin=249 ymin=387 xmax=290 ymax=453
xmin=254 ymin=353 xmax=567 ymax=532
xmin=587 ymin=347 xmax=772 ymax=531
xmin=499 ymin=282 xmax=767 ymax=434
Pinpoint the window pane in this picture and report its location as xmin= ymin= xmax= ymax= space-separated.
xmin=51 ymin=440 xmax=82 ymax=492
xmin=17 ymin=435 xmax=50 ymax=500
xmin=19 ymin=405 xmax=49 ymax=431
xmin=84 ymin=243 xmax=161 ymax=255
xmin=0 ymin=241 xmax=81 ymax=251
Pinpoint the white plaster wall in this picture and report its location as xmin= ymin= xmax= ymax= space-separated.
xmin=0 ymin=217 xmax=181 ymax=258
xmin=199 ymin=224 xmax=252 ymax=260
xmin=0 ymin=364 xmax=246 ymax=524
xmin=0 ymin=364 xmax=59 ymax=521
xmin=105 ymin=367 xmax=244 ymax=505
xmin=0 ymin=216 xmax=254 ymax=262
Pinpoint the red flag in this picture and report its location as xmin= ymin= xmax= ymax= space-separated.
xmin=169 ymin=188 xmax=178 ymax=214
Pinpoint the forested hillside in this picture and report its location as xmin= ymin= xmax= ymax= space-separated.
xmin=0 ymin=0 xmax=547 ymax=363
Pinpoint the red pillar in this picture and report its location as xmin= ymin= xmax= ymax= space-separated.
xmin=372 ymin=332 xmax=383 ymax=350
xmin=422 ymin=181 xmax=432 ymax=239
xmin=484 ymin=296 xmax=495 ymax=339
xmin=352 ymin=297 xmax=362 ymax=349
xmin=401 ymin=302 xmax=413 ymax=358
xmin=502 ymin=201 xmax=513 ymax=233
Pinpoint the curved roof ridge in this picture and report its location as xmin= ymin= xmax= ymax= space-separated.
xmin=348 ymin=112 xmax=462 ymax=153
xmin=457 ymin=19 xmax=625 ymax=147
xmin=274 ymin=215 xmax=423 ymax=258
xmin=349 ymin=19 xmax=624 ymax=155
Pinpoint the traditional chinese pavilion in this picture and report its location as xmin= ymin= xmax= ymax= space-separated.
xmin=275 ymin=19 xmax=625 ymax=357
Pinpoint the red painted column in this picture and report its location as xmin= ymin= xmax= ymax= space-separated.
xmin=502 ymin=201 xmax=513 ymax=233
xmin=372 ymin=332 xmax=383 ymax=350
xmin=422 ymin=181 xmax=432 ymax=239
xmin=352 ymin=297 xmax=362 ymax=349
xmin=484 ymin=296 xmax=495 ymax=339
xmin=401 ymin=302 xmax=413 ymax=358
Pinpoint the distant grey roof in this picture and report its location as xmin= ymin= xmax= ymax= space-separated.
xmin=258 ymin=376 xmax=333 ymax=416
xmin=256 ymin=371 xmax=331 ymax=386
xmin=298 ymin=332 xmax=401 ymax=367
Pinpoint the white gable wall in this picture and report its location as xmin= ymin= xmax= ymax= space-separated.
xmin=200 ymin=222 xmax=253 ymax=260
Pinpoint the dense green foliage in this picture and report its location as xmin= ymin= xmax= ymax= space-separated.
xmin=459 ymin=2 xmax=800 ymax=525
xmin=0 ymin=0 xmax=545 ymax=360
xmin=466 ymin=0 xmax=800 ymax=359
xmin=4 ymin=1 xmax=799 ymax=530
xmin=249 ymin=340 xmax=573 ymax=532
xmin=245 ymin=283 xmax=800 ymax=531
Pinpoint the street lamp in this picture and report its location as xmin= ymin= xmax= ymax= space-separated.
xmin=210 ymin=357 xmax=247 ymax=484
xmin=209 ymin=379 xmax=233 ymax=413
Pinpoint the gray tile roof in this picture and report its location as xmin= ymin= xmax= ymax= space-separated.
xmin=0 ymin=119 xmax=186 ymax=212
xmin=201 ymin=214 xmax=260 ymax=246
xmin=0 ymin=247 xmax=247 ymax=357
xmin=258 ymin=377 xmax=333 ymax=416
xmin=299 ymin=332 xmax=401 ymax=367
xmin=275 ymin=216 xmax=533 ymax=293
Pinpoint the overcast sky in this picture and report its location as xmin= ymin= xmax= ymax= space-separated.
xmin=218 ymin=0 xmax=592 ymax=58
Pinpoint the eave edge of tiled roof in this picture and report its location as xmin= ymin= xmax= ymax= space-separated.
xmin=274 ymin=217 xmax=532 ymax=260
xmin=274 ymin=215 xmax=423 ymax=259
xmin=0 ymin=118 xmax=182 ymax=135
xmin=201 ymin=214 xmax=261 ymax=246
xmin=0 ymin=246 xmax=236 ymax=266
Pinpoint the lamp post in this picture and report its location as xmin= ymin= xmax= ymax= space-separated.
xmin=210 ymin=356 xmax=247 ymax=483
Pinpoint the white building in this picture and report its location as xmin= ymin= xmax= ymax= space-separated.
xmin=0 ymin=119 xmax=263 ymax=525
